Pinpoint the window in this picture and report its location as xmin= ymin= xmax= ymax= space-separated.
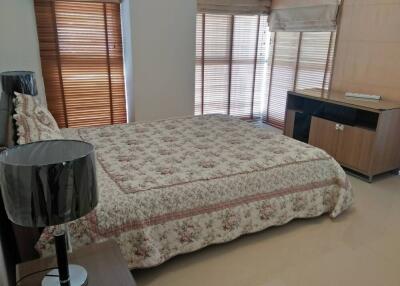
xmin=265 ymin=31 xmax=336 ymax=128
xmin=34 ymin=0 xmax=126 ymax=128
xmin=195 ymin=13 xmax=271 ymax=119
xmin=195 ymin=14 xmax=336 ymax=129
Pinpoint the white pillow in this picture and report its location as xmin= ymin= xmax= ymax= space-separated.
xmin=13 ymin=92 xmax=63 ymax=144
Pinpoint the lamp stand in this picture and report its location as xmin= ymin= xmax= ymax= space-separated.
xmin=42 ymin=229 xmax=88 ymax=286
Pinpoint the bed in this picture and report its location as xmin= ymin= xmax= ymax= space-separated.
xmin=34 ymin=114 xmax=353 ymax=269
xmin=0 ymin=73 xmax=353 ymax=269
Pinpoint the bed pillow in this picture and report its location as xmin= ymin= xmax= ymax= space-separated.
xmin=13 ymin=92 xmax=63 ymax=145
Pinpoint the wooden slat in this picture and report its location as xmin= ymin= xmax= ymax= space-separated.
xmin=34 ymin=0 xmax=68 ymax=127
xmin=34 ymin=0 xmax=126 ymax=128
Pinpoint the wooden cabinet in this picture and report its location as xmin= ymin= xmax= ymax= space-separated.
xmin=335 ymin=123 xmax=375 ymax=172
xmin=284 ymin=90 xmax=400 ymax=181
xmin=309 ymin=117 xmax=340 ymax=157
xmin=309 ymin=116 xmax=375 ymax=173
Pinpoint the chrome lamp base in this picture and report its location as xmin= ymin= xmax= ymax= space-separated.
xmin=42 ymin=265 xmax=88 ymax=286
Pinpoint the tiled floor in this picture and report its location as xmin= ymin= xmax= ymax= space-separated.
xmin=132 ymin=171 xmax=400 ymax=286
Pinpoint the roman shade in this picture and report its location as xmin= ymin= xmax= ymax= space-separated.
xmin=268 ymin=0 xmax=340 ymax=32
xmin=198 ymin=0 xmax=272 ymax=15
xmin=34 ymin=0 xmax=126 ymax=128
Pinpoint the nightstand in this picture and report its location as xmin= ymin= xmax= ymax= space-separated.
xmin=16 ymin=240 xmax=136 ymax=286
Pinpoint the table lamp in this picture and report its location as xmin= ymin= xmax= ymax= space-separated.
xmin=0 ymin=140 xmax=98 ymax=286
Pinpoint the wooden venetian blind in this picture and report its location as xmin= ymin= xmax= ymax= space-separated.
xmin=195 ymin=13 xmax=270 ymax=119
xmin=34 ymin=0 xmax=126 ymax=128
xmin=264 ymin=31 xmax=336 ymax=128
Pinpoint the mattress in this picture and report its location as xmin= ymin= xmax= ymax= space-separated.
xmin=37 ymin=115 xmax=353 ymax=268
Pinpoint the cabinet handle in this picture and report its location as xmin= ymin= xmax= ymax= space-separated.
xmin=335 ymin=124 xmax=344 ymax=131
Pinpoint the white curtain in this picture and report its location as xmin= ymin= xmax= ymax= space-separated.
xmin=268 ymin=0 xmax=340 ymax=31
xmin=198 ymin=0 xmax=272 ymax=15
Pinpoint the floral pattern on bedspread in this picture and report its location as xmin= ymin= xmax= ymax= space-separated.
xmin=37 ymin=115 xmax=353 ymax=269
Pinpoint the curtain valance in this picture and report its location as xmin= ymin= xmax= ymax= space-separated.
xmin=198 ymin=0 xmax=272 ymax=15
xmin=268 ymin=0 xmax=340 ymax=32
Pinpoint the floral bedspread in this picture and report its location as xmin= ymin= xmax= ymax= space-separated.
xmin=37 ymin=115 xmax=353 ymax=269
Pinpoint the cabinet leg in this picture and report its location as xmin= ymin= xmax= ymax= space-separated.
xmin=368 ymin=176 xmax=373 ymax=183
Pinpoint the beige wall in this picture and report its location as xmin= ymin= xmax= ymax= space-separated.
xmin=0 ymin=0 xmax=46 ymax=103
xmin=332 ymin=0 xmax=400 ymax=102
xmin=127 ymin=0 xmax=196 ymax=121
xmin=0 ymin=0 xmax=196 ymax=122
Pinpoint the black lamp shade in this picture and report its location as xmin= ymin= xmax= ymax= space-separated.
xmin=1 ymin=71 xmax=38 ymax=96
xmin=0 ymin=140 xmax=98 ymax=227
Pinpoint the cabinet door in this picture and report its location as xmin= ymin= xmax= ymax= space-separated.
xmin=284 ymin=109 xmax=296 ymax=137
xmin=335 ymin=125 xmax=376 ymax=173
xmin=308 ymin=117 xmax=339 ymax=157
